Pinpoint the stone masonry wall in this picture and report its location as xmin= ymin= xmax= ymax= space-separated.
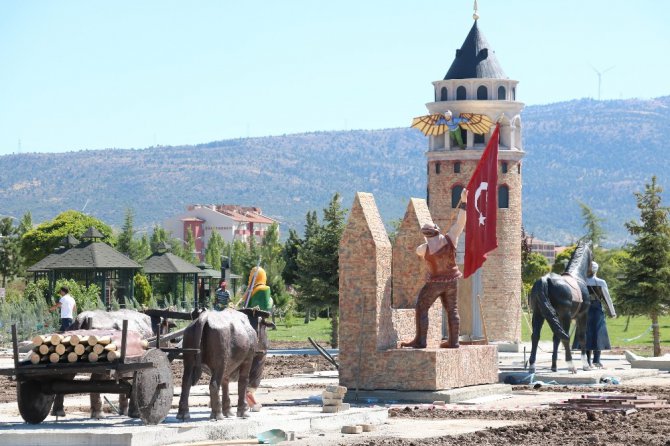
xmin=339 ymin=192 xmax=499 ymax=391
xmin=339 ymin=192 xmax=392 ymax=388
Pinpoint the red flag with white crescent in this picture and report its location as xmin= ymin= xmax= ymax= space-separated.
xmin=463 ymin=123 xmax=500 ymax=278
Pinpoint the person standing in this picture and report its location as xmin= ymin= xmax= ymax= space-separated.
xmin=573 ymin=261 xmax=617 ymax=368
xmin=401 ymin=188 xmax=467 ymax=349
xmin=213 ymin=280 xmax=230 ymax=311
xmin=49 ymin=286 xmax=76 ymax=332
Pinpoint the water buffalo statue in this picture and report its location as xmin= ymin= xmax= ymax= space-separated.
xmin=177 ymin=309 xmax=257 ymax=420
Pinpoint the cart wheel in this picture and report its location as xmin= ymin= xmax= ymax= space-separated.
xmin=132 ymin=349 xmax=173 ymax=425
xmin=17 ymin=380 xmax=55 ymax=424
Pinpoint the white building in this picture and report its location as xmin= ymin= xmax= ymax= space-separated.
xmin=164 ymin=204 xmax=277 ymax=259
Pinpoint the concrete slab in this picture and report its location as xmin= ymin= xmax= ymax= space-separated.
xmin=344 ymin=383 xmax=512 ymax=404
xmin=499 ymin=367 xmax=660 ymax=385
xmin=0 ymin=405 xmax=388 ymax=446
xmin=625 ymin=350 xmax=670 ymax=370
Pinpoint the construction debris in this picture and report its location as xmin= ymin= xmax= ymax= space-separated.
xmin=551 ymin=394 xmax=670 ymax=415
xmin=322 ymin=385 xmax=348 ymax=413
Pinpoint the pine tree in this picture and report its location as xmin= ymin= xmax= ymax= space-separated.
xmin=618 ymin=176 xmax=670 ymax=356
xmin=282 ymin=229 xmax=303 ymax=286
xmin=118 ymin=208 xmax=135 ymax=257
xmin=296 ymin=193 xmax=346 ymax=347
xmin=261 ymin=224 xmax=292 ymax=321
xmin=580 ymin=202 xmax=606 ymax=248
xmin=0 ymin=217 xmax=20 ymax=287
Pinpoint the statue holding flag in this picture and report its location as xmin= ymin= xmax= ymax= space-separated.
xmin=401 ymin=188 xmax=468 ymax=349
xmin=402 ymin=123 xmax=501 ymax=349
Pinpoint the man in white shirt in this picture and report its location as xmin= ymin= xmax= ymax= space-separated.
xmin=50 ymin=286 xmax=77 ymax=332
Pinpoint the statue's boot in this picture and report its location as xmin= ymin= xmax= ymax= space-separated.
xmin=400 ymin=310 xmax=428 ymax=348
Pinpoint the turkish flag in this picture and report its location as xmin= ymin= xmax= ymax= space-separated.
xmin=463 ymin=123 xmax=500 ymax=278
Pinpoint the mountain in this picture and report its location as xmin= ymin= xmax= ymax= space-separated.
xmin=1 ymin=96 xmax=669 ymax=246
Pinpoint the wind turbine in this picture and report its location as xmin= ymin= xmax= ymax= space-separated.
xmin=591 ymin=65 xmax=615 ymax=100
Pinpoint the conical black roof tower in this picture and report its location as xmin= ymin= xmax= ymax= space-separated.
xmin=444 ymin=20 xmax=506 ymax=80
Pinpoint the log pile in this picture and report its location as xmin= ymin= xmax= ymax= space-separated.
xmin=29 ymin=333 xmax=148 ymax=365
xmin=551 ymin=394 xmax=670 ymax=415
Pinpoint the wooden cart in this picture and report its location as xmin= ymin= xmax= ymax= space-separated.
xmin=0 ymin=321 xmax=174 ymax=425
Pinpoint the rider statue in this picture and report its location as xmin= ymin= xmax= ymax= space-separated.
xmin=402 ymin=189 xmax=468 ymax=349
xmin=244 ymin=266 xmax=273 ymax=411
xmin=572 ymin=261 xmax=616 ymax=368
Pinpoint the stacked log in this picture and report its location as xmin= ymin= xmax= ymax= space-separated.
xmin=29 ymin=333 xmax=144 ymax=364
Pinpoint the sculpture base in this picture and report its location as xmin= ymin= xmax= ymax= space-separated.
xmin=342 ymin=345 xmax=498 ymax=391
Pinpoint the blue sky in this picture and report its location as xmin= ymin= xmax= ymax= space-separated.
xmin=1 ymin=0 xmax=668 ymax=155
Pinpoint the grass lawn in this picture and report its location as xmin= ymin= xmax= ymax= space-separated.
xmin=520 ymin=312 xmax=670 ymax=355
xmin=267 ymin=316 xmax=332 ymax=343
xmin=265 ymin=313 xmax=670 ymax=355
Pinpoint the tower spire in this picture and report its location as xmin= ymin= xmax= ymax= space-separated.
xmin=473 ymin=0 xmax=479 ymax=20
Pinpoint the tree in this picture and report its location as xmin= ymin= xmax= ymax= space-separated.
xmin=552 ymin=245 xmax=576 ymax=274
xmin=21 ymin=210 xmax=114 ymax=266
xmin=281 ymin=229 xmax=302 ymax=286
xmin=183 ymin=227 xmax=197 ymax=264
xmin=522 ymin=253 xmax=550 ymax=286
xmin=134 ymin=273 xmax=153 ymax=306
xmin=579 ymin=202 xmax=606 ymax=248
xmin=117 ymin=208 xmax=135 ymax=258
xmin=260 ymin=224 xmax=292 ymax=321
xmin=205 ymin=232 xmax=225 ymax=270
xmin=0 ymin=217 xmax=21 ymax=287
xmin=295 ymin=193 xmax=347 ymax=347
xmin=618 ymin=176 xmax=670 ymax=356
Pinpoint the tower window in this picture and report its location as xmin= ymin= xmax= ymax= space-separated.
xmin=498 ymin=185 xmax=509 ymax=208
xmin=518 ymin=163 xmax=521 ymax=174
xmin=451 ymin=185 xmax=464 ymax=208
xmin=435 ymin=162 xmax=441 ymax=174
xmin=501 ymin=162 xmax=508 ymax=173
xmin=477 ymin=86 xmax=488 ymax=100
xmin=498 ymin=86 xmax=506 ymax=100
xmin=427 ymin=187 xmax=430 ymax=207
xmin=512 ymin=87 xmax=516 ymax=100
xmin=440 ymin=87 xmax=448 ymax=101
xmin=474 ymin=133 xmax=485 ymax=144
xmin=454 ymin=162 xmax=461 ymax=173
xmin=457 ymin=86 xmax=466 ymax=100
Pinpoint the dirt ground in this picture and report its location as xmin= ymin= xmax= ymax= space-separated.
xmin=349 ymin=406 xmax=670 ymax=446
xmin=3 ymin=355 xmax=670 ymax=446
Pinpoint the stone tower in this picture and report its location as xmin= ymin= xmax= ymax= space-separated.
xmin=424 ymin=17 xmax=524 ymax=342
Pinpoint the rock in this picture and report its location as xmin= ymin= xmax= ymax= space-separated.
xmin=341 ymin=425 xmax=362 ymax=434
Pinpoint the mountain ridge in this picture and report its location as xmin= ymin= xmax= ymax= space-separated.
xmin=2 ymin=96 xmax=669 ymax=246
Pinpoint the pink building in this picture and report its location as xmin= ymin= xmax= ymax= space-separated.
xmin=164 ymin=204 xmax=277 ymax=260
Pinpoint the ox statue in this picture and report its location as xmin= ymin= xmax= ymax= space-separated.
xmin=177 ymin=309 xmax=257 ymax=420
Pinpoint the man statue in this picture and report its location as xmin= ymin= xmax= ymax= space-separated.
xmin=402 ymin=189 xmax=468 ymax=349
xmin=572 ymin=261 xmax=616 ymax=368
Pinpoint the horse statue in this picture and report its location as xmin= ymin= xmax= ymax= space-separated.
xmin=528 ymin=240 xmax=593 ymax=373
xmin=177 ymin=309 xmax=257 ymax=420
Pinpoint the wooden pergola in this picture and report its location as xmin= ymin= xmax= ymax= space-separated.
xmin=27 ymin=228 xmax=141 ymax=308
xmin=143 ymin=243 xmax=201 ymax=310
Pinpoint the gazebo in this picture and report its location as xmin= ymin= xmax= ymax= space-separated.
xmin=27 ymin=228 xmax=141 ymax=307
xmin=143 ymin=243 xmax=201 ymax=309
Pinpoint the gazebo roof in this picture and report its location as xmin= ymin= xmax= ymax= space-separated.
xmin=33 ymin=241 xmax=141 ymax=270
xmin=27 ymin=251 xmax=65 ymax=272
xmin=143 ymin=252 xmax=202 ymax=274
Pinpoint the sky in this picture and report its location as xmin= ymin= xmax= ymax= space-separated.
xmin=1 ymin=0 xmax=668 ymax=155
